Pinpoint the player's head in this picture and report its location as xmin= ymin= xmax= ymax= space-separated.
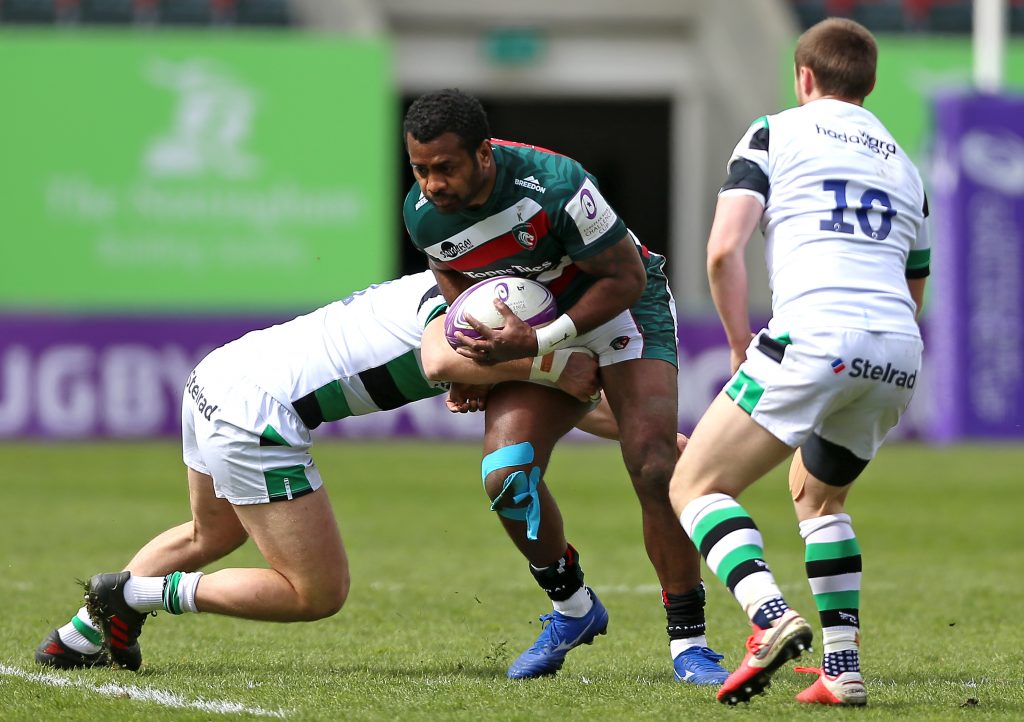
xmin=404 ymin=89 xmax=490 ymax=153
xmin=404 ymin=89 xmax=495 ymax=214
xmin=794 ymin=18 xmax=877 ymax=106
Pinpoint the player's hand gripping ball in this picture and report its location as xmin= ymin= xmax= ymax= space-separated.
xmin=444 ymin=277 xmax=557 ymax=349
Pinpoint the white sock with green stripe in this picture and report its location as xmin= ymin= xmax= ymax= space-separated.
xmin=124 ymin=574 xmax=165 ymax=612
xmin=680 ymin=493 xmax=788 ymax=629
xmin=800 ymin=513 xmax=862 ymax=675
xmin=162 ymin=571 xmax=204 ymax=614
xmin=123 ymin=572 xmax=204 ymax=614
xmin=57 ymin=606 xmax=102 ymax=654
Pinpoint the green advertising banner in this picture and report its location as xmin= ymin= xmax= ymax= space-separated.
xmin=781 ymin=37 xmax=1024 ymax=160
xmin=0 ymin=32 xmax=394 ymax=312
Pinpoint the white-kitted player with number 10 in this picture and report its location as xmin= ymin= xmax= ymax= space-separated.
xmin=667 ymin=18 xmax=930 ymax=707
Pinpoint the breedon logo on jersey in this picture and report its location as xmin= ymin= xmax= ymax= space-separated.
xmin=514 ymin=175 xmax=547 ymax=193
xmin=847 ymin=357 xmax=917 ymax=388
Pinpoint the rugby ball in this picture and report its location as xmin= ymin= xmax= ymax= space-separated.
xmin=444 ymin=276 xmax=557 ymax=348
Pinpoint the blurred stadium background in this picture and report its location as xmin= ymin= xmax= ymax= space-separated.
xmin=1 ymin=0 xmax=1023 ymax=442
xmin=3 ymin=4 xmax=1024 ymax=719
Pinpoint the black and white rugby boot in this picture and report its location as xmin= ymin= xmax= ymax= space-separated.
xmin=34 ymin=628 xmax=110 ymax=669
xmin=85 ymin=571 xmax=147 ymax=671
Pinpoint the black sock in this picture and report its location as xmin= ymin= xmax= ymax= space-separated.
xmin=529 ymin=544 xmax=585 ymax=602
xmin=663 ymin=583 xmax=707 ymax=640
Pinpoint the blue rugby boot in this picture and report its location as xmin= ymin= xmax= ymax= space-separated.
xmin=673 ymin=646 xmax=729 ymax=685
xmin=507 ymin=588 xmax=608 ymax=679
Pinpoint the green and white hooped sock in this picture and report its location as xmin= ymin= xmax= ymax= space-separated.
xmin=57 ymin=606 xmax=103 ymax=654
xmin=800 ymin=513 xmax=862 ymax=675
xmin=162 ymin=571 xmax=204 ymax=615
xmin=680 ymin=493 xmax=787 ymax=627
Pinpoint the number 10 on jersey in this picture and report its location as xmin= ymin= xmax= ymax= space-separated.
xmin=820 ymin=179 xmax=895 ymax=240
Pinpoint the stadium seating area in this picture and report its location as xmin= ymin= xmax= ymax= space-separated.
xmin=792 ymin=0 xmax=1024 ymax=33
xmin=5 ymin=1 xmax=1023 ymax=34
xmin=0 ymin=0 xmax=291 ymax=25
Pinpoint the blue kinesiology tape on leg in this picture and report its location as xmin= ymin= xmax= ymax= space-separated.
xmin=480 ymin=442 xmax=543 ymax=540
xmin=481 ymin=442 xmax=534 ymax=479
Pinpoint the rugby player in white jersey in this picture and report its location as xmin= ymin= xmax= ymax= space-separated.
xmin=34 ymin=270 xmax=611 ymax=671
xmin=667 ymin=18 xmax=930 ymax=706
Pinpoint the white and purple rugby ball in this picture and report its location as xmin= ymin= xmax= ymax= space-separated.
xmin=444 ymin=276 xmax=557 ymax=349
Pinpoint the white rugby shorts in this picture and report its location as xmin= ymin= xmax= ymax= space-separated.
xmin=574 ymin=309 xmax=646 ymax=366
xmin=181 ymin=348 xmax=323 ymax=505
xmin=575 ymin=304 xmax=678 ymax=368
xmin=726 ymin=326 xmax=923 ymax=459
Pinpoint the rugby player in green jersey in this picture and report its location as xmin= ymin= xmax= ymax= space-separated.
xmin=403 ymin=89 xmax=728 ymax=684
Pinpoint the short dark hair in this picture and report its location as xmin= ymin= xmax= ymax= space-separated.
xmin=403 ymin=89 xmax=491 ymax=153
xmin=795 ymin=18 xmax=877 ymax=100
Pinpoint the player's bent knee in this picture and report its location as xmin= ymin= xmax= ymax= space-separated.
xmin=295 ymin=572 xmax=350 ymax=621
xmin=800 ymin=433 xmax=868 ymax=487
xmin=481 ymin=442 xmax=543 ymax=541
xmin=325 ymin=574 xmax=352 ymax=618
xmin=313 ymin=585 xmax=348 ymax=620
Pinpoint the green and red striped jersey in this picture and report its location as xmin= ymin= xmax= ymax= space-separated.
xmin=404 ymin=139 xmax=642 ymax=311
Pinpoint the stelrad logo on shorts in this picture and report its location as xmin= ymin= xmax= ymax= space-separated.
xmin=185 ymin=370 xmax=220 ymax=420
xmin=847 ymin=357 xmax=917 ymax=388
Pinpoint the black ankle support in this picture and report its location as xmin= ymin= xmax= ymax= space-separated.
xmin=663 ymin=584 xmax=707 ymax=640
xmin=530 ymin=544 xmax=585 ymax=602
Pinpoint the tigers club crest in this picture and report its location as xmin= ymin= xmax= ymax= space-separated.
xmin=513 ymin=223 xmax=538 ymax=250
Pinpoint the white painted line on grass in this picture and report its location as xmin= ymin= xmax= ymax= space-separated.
xmin=0 ymin=664 xmax=287 ymax=718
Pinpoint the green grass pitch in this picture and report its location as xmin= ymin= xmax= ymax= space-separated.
xmin=1 ymin=440 xmax=1022 ymax=720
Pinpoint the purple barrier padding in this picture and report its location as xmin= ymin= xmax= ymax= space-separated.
xmin=927 ymin=93 xmax=1024 ymax=440
xmin=0 ymin=313 xmax=281 ymax=438
xmin=0 ymin=313 xmax=931 ymax=440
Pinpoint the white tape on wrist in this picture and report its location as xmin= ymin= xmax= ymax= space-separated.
xmin=534 ymin=314 xmax=578 ymax=356
xmin=529 ymin=348 xmax=573 ymax=383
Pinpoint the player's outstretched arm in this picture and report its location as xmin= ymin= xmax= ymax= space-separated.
xmin=421 ymin=315 xmax=528 ymax=383
xmin=420 ymin=316 xmax=599 ymax=401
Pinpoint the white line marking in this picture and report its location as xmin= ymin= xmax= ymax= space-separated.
xmin=0 ymin=664 xmax=287 ymax=718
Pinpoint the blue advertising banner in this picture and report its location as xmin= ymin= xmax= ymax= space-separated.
xmin=928 ymin=93 xmax=1024 ymax=440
